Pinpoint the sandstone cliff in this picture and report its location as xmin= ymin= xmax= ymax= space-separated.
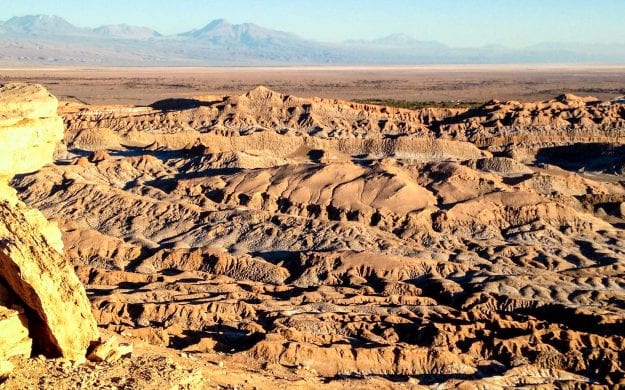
xmin=0 ymin=83 xmax=97 ymax=365
xmin=0 ymin=83 xmax=64 ymax=177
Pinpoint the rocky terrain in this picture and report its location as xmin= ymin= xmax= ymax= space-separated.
xmin=0 ymin=84 xmax=98 ymax=378
xmin=5 ymin=84 xmax=625 ymax=387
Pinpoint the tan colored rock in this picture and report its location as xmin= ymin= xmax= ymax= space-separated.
xmin=0 ymin=83 xmax=64 ymax=177
xmin=0 ymin=305 xmax=32 ymax=361
xmin=0 ymin=182 xmax=63 ymax=253
xmin=0 ymin=83 xmax=98 ymax=360
xmin=0 ymin=118 xmax=64 ymax=176
xmin=87 ymin=336 xmax=132 ymax=363
xmin=0 ymin=83 xmax=64 ymax=253
xmin=0 ymin=359 xmax=14 ymax=378
xmin=0 ymin=201 xmax=98 ymax=360
xmin=0 ymin=84 xmax=98 ymax=359
xmin=0 ymin=83 xmax=58 ymax=124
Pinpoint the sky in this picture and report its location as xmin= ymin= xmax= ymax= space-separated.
xmin=1 ymin=0 xmax=624 ymax=47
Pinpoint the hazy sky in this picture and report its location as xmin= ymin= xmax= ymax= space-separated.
xmin=1 ymin=0 xmax=624 ymax=47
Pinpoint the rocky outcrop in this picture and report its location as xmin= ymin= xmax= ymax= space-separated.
xmin=0 ymin=83 xmax=64 ymax=253
xmin=0 ymin=83 xmax=64 ymax=177
xmin=0 ymin=201 xmax=98 ymax=360
xmin=0 ymin=83 xmax=98 ymax=363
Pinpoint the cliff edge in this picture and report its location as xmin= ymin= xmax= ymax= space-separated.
xmin=0 ymin=83 xmax=97 ymax=367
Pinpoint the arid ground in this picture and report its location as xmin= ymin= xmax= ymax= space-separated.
xmin=2 ymin=68 xmax=625 ymax=388
xmin=2 ymin=65 xmax=625 ymax=105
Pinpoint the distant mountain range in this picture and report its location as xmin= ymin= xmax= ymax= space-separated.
xmin=0 ymin=14 xmax=624 ymax=66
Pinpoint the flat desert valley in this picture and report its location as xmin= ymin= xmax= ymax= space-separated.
xmin=3 ymin=65 xmax=625 ymax=105
xmin=2 ymin=65 xmax=625 ymax=388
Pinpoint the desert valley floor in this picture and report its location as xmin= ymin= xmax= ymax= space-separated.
xmin=3 ymin=65 xmax=625 ymax=105
xmin=2 ymin=68 xmax=625 ymax=388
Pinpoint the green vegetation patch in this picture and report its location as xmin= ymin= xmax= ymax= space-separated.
xmin=352 ymin=98 xmax=483 ymax=110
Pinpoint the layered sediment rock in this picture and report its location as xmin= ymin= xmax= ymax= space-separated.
xmin=0 ymin=202 xmax=98 ymax=360
xmin=0 ymin=83 xmax=98 ymax=362
xmin=0 ymin=83 xmax=64 ymax=177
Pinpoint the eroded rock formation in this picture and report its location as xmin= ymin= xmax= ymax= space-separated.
xmin=0 ymin=83 xmax=64 ymax=177
xmin=0 ymin=83 xmax=97 ymax=363
xmin=12 ymin=87 xmax=625 ymax=386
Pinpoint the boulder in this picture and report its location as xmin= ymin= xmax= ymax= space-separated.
xmin=87 ymin=336 xmax=133 ymax=363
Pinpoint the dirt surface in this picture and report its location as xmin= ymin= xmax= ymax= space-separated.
xmin=6 ymin=85 xmax=625 ymax=388
xmin=1 ymin=65 xmax=625 ymax=105
xmin=4 ymin=330 xmax=388 ymax=389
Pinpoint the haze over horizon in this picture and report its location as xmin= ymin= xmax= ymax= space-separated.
xmin=2 ymin=0 xmax=625 ymax=48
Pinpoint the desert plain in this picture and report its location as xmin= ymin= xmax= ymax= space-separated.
xmin=2 ymin=65 xmax=625 ymax=104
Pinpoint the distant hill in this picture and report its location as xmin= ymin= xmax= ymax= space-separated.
xmin=0 ymin=14 xmax=90 ymax=36
xmin=0 ymin=14 xmax=623 ymax=66
xmin=93 ymin=24 xmax=161 ymax=40
xmin=346 ymin=33 xmax=446 ymax=50
xmin=179 ymin=18 xmax=298 ymax=45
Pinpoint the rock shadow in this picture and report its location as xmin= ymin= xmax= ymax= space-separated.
xmin=149 ymin=98 xmax=211 ymax=112
xmin=535 ymin=143 xmax=625 ymax=174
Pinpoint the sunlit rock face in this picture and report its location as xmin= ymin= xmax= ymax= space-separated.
xmin=0 ymin=83 xmax=98 ymax=363
xmin=0 ymin=83 xmax=64 ymax=177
